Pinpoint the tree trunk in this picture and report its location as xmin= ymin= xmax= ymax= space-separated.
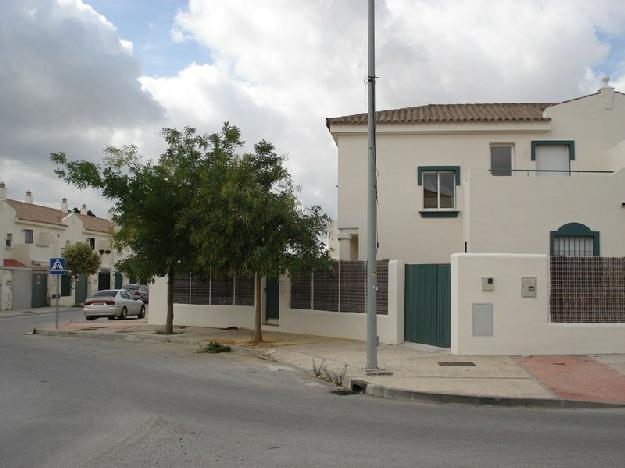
xmin=165 ymin=265 xmax=175 ymax=334
xmin=254 ymin=273 xmax=263 ymax=343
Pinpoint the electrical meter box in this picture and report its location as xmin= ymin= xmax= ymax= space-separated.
xmin=481 ymin=277 xmax=495 ymax=291
xmin=521 ymin=277 xmax=537 ymax=298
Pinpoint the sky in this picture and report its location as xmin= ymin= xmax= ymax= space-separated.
xmin=2 ymin=0 xmax=625 ymax=219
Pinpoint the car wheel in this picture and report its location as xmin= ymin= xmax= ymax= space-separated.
xmin=120 ymin=306 xmax=127 ymax=320
xmin=108 ymin=316 xmax=114 ymax=320
xmin=139 ymin=306 xmax=146 ymax=319
xmin=86 ymin=316 xmax=95 ymax=321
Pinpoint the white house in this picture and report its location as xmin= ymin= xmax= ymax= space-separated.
xmin=327 ymin=78 xmax=625 ymax=263
xmin=0 ymin=184 xmax=123 ymax=309
xmin=149 ymin=79 xmax=625 ymax=356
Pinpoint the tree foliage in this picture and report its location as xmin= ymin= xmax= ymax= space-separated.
xmin=64 ymin=242 xmax=101 ymax=277
xmin=51 ymin=123 xmax=330 ymax=338
xmin=190 ymin=127 xmax=331 ymax=341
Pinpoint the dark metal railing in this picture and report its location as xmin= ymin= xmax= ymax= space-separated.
xmin=489 ymin=169 xmax=614 ymax=176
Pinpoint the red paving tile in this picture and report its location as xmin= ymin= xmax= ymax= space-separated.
xmin=518 ymin=355 xmax=625 ymax=404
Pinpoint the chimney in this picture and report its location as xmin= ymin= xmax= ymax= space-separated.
xmin=61 ymin=198 xmax=68 ymax=213
xmin=0 ymin=182 xmax=6 ymax=201
xmin=107 ymin=207 xmax=115 ymax=220
xmin=25 ymin=191 xmax=33 ymax=204
xmin=80 ymin=203 xmax=87 ymax=215
xmin=600 ymin=76 xmax=615 ymax=110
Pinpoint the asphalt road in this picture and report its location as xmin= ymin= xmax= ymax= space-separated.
xmin=1 ymin=311 xmax=625 ymax=468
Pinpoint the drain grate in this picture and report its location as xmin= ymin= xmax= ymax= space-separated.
xmin=330 ymin=390 xmax=358 ymax=396
xmin=438 ymin=361 xmax=476 ymax=367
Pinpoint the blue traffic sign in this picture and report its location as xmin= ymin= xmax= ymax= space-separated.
xmin=49 ymin=257 xmax=66 ymax=275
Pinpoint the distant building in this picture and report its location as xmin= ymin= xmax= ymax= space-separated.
xmin=0 ymin=184 xmax=125 ymax=309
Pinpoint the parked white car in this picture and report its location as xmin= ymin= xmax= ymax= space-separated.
xmin=84 ymin=289 xmax=146 ymax=321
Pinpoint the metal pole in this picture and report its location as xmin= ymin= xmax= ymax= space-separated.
xmin=366 ymin=0 xmax=378 ymax=370
xmin=55 ymin=275 xmax=59 ymax=330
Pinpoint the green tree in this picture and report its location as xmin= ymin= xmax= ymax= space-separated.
xmin=190 ymin=129 xmax=331 ymax=342
xmin=51 ymin=127 xmax=207 ymax=334
xmin=64 ymin=242 xmax=101 ymax=278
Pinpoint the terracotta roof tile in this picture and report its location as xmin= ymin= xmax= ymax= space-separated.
xmin=77 ymin=213 xmax=114 ymax=234
xmin=326 ymin=102 xmax=555 ymax=127
xmin=6 ymin=199 xmax=66 ymax=227
xmin=5 ymin=199 xmax=114 ymax=233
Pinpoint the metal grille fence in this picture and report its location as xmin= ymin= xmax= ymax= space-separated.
xmin=551 ymin=257 xmax=625 ymax=323
xmin=173 ymin=273 xmax=255 ymax=306
xmin=290 ymin=260 xmax=389 ymax=314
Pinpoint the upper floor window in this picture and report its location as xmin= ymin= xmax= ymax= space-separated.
xmin=423 ymin=171 xmax=456 ymax=210
xmin=532 ymin=141 xmax=575 ymax=176
xmin=24 ymin=229 xmax=33 ymax=244
xmin=88 ymin=237 xmax=95 ymax=249
xmin=490 ymin=144 xmax=513 ymax=176
xmin=5 ymin=233 xmax=12 ymax=248
xmin=417 ymin=166 xmax=460 ymax=217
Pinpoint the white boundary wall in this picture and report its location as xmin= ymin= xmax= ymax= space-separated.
xmin=148 ymin=260 xmax=405 ymax=344
xmin=451 ymin=253 xmax=625 ymax=355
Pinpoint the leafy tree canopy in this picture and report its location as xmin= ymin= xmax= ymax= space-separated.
xmin=64 ymin=242 xmax=101 ymax=277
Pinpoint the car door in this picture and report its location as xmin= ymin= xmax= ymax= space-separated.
xmin=120 ymin=290 xmax=139 ymax=315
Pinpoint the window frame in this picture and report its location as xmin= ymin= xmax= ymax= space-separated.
xmin=490 ymin=143 xmax=515 ymax=176
xmin=550 ymin=223 xmax=600 ymax=257
xmin=88 ymin=237 xmax=95 ymax=250
xmin=421 ymin=170 xmax=457 ymax=212
xmin=5 ymin=233 xmax=12 ymax=248
xmin=24 ymin=229 xmax=33 ymax=244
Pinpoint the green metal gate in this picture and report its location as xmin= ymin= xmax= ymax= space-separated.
xmin=75 ymin=273 xmax=88 ymax=305
xmin=404 ymin=264 xmax=451 ymax=348
xmin=31 ymin=273 xmax=48 ymax=308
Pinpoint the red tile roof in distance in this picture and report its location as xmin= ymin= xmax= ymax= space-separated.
xmin=326 ymin=102 xmax=555 ymax=127
xmin=5 ymin=199 xmax=114 ymax=233
xmin=3 ymin=259 xmax=27 ymax=268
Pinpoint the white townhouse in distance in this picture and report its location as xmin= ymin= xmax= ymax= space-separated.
xmin=327 ymin=77 xmax=625 ymax=263
xmin=0 ymin=185 xmax=123 ymax=310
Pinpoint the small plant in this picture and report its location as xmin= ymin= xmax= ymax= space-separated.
xmin=323 ymin=364 xmax=349 ymax=387
xmin=312 ymin=358 xmax=327 ymax=378
xmin=198 ymin=341 xmax=232 ymax=354
xmin=312 ymin=359 xmax=349 ymax=387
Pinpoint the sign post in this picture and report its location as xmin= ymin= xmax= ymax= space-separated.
xmin=49 ymin=257 xmax=66 ymax=330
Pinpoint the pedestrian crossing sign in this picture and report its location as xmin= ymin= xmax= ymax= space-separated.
xmin=49 ymin=257 xmax=66 ymax=275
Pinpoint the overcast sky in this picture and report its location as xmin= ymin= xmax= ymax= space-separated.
xmin=2 ymin=0 xmax=625 ymax=218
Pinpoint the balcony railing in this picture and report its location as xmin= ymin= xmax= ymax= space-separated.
xmin=489 ymin=169 xmax=614 ymax=176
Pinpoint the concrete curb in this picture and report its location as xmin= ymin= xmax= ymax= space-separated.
xmin=33 ymin=328 xmax=625 ymax=409
xmin=361 ymin=381 xmax=625 ymax=409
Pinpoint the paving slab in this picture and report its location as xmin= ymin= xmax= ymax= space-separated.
xmin=518 ymin=355 xmax=625 ymax=404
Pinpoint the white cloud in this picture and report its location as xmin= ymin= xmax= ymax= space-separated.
xmin=4 ymin=0 xmax=625 ymax=220
xmin=137 ymin=0 xmax=625 ymax=218
xmin=0 ymin=0 xmax=163 ymax=214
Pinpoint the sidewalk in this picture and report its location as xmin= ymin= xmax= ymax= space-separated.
xmin=34 ymin=319 xmax=625 ymax=408
xmin=0 ymin=305 xmax=77 ymax=319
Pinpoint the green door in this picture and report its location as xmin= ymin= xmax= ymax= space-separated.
xmin=404 ymin=264 xmax=451 ymax=348
xmin=265 ymin=277 xmax=280 ymax=321
xmin=75 ymin=273 xmax=88 ymax=305
xmin=114 ymin=272 xmax=123 ymax=289
xmin=98 ymin=271 xmax=110 ymax=291
xmin=31 ymin=273 xmax=48 ymax=308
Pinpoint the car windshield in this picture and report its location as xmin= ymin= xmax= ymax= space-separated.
xmin=92 ymin=290 xmax=117 ymax=298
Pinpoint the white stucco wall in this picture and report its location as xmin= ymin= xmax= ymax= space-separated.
xmin=333 ymin=92 xmax=625 ymax=264
xmin=451 ymin=253 xmax=625 ymax=355
xmin=148 ymin=261 xmax=405 ymax=344
xmin=467 ymin=168 xmax=625 ymax=256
